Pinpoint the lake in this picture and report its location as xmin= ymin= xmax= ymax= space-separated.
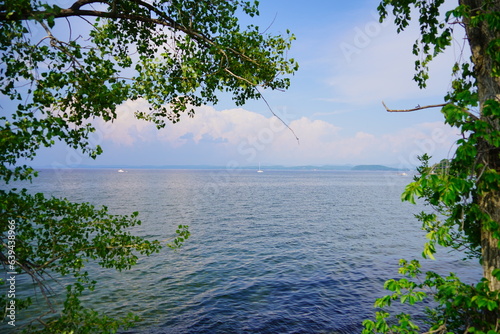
xmin=3 ymin=169 xmax=482 ymax=333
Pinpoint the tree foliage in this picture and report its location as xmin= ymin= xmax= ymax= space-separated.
xmin=0 ymin=0 xmax=297 ymax=332
xmin=363 ymin=1 xmax=500 ymax=333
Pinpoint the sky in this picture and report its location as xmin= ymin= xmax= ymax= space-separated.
xmin=22 ymin=0 xmax=470 ymax=169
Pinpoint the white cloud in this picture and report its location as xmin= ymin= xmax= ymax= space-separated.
xmin=92 ymin=101 xmax=459 ymax=166
xmin=94 ymin=99 xmax=157 ymax=146
xmin=256 ymin=118 xmax=458 ymax=166
xmin=156 ymin=106 xmax=272 ymax=147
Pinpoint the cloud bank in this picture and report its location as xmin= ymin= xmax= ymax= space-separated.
xmin=87 ymin=100 xmax=459 ymax=167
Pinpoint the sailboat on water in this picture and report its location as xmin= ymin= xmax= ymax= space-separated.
xmin=257 ymin=163 xmax=264 ymax=173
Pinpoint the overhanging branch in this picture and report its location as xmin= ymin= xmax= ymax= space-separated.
xmin=0 ymin=0 xmax=209 ymax=49
xmin=0 ymin=0 xmax=263 ymax=85
xmin=382 ymin=101 xmax=448 ymax=112
xmin=382 ymin=101 xmax=479 ymax=120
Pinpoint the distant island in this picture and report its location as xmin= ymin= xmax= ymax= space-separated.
xmin=249 ymin=164 xmax=409 ymax=171
xmin=351 ymin=165 xmax=408 ymax=171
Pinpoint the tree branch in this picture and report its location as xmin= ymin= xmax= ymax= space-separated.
xmin=382 ymin=101 xmax=448 ymax=112
xmin=0 ymin=4 xmax=191 ymax=42
xmin=69 ymin=0 xmax=107 ymax=11
xmin=0 ymin=0 xmax=262 ymax=77
xmin=382 ymin=101 xmax=479 ymax=120
xmin=1 ymin=0 xmax=213 ymax=51
xmin=255 ymin=86 xmax=299 ymax=144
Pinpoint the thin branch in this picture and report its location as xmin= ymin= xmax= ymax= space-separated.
xmin=382 ymin=101 xmax=479 ymax=120
xmin=224 ymin=68 xmax=256 ymax=87
xmin=382 ymin=101 xmax=448 ymax=112
xmin=255 ymin=87 xmax=299 ymax=144
xmin=262 ymin=12 xmax=278 ymax=35
xmin=38 ymin=21 xmax=90 ymax=79
xmin=10 ymin=258 xmax=56 ymax=312
xmin=140 ymin=70 xmax=297 ymax=142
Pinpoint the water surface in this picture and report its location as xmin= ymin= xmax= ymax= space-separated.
xmin=4 ymin=169 xmax=482 ymax=333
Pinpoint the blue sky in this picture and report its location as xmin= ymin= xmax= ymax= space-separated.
xmin=25 ymin=0 xmax=467 ymax=168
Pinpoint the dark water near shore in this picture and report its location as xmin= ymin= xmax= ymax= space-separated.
xmin=3 ymin=169 xmax=482 ymax=333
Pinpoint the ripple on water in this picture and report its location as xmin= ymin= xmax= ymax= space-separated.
xmin=4 ymin=170 xmax=482 ymax=334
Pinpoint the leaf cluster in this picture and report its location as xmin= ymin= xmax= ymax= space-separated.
xmin=0 ymin=189 xmax=164 ymax=332
xmin=363 ymin=260 xmax=500 ymax=334
xmin=378 ymin=0 xmax=452 ymax=88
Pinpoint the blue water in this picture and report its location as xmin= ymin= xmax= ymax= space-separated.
xmin=4 ymin=169 xmax=482 ymax=333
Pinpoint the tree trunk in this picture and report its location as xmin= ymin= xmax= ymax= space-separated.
xmin=461 ymin=0 xmax=500 ymax=291
xmin=478 ymin=186 xmax=500 ymax=291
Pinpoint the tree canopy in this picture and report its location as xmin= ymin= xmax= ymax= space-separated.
xmin=0 ymin=0 xmax=297 ymax=332
xmin=363 ymin=1 xmax=500 ymax=333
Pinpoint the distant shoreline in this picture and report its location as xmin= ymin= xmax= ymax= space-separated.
xmin=31 ymin=164 xmax=411 ymax=172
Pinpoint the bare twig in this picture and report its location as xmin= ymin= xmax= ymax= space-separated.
xmin=255 ymin=87 xmax=299 ymax=144
xmin=382 ymin=101 xmax=448 ymax=112
xmin=382 ymin=101 xmax=479 ymax=120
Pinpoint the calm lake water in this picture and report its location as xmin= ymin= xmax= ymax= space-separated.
xmin=3 ymin=169 xmax=482 ymax=333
